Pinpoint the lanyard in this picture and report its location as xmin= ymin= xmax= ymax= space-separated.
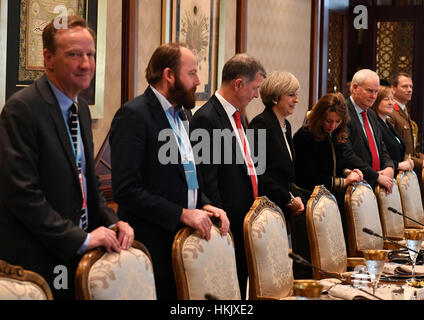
xmin=165 ymin=109 xmax=189 ymax=162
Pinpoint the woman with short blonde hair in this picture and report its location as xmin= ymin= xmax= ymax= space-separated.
xmin=249 ymin=71 xmax=311 ymax=278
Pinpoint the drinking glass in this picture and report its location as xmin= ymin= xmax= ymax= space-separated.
xmin=362 ymin=249 xmax=388 ymax=299
xmin=404 ymin=229 xmax=424 ymax=280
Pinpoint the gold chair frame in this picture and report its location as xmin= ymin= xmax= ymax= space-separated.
xmin=0 ymin=259 xmax=54 ymax=300
xmin=74 ymin=240 xmax=152 ymax=300
xmin=243 ymin=196 xmax=289 ymax=300
xmin=397 ymin=169 xmax=424 ymax=230
xmin=375 ymin=181 xmax=404 ymax=244
xmin=307 ymin=185 xmax=364 ymax=279
xmin=172 ymin=225 xmax=237 ymax=300
xmin=344 ymin=181 xmax=384 ymax=257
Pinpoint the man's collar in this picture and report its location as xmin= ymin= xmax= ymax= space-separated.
xmin=393 ymin=99 xmax=406 ymax=111
xmin=350 ymin=96 xmax=366 ymax=114
xmin=150 ymin=85 xmax=182 ymax=119
xmin=215 ymin=91 xmax=238 ymax=118
xmin=47 ymin=79 xmax=78 ymax=112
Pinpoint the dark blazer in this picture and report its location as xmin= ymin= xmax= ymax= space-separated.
xmin=375 ymin=115 xmax=406 ymax=171
xmin=248 ymin=107 xmax=295 ymax=220
xmin=189 ymin=94 xmax=256 ymax=297
xmin=0 ymin=74 xmax=117 ymax=299
xmin=109 ymin=86 xmax=209 ymax=300
xmin=343 ymin=98 xmax=394 ymax=186
xmin=293 ymin=126 xmax=345 ymax=193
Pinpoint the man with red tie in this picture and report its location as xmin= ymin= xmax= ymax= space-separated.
xmin=343 ymin=69 xmax=395 ymax=192
xmin=389 ymin=72 xmax=424 ymax=172
xmin=189 ymin=53 xmax=266 ymax=299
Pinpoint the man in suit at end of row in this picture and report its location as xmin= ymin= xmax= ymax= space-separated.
xmin=0 ymin=16 xmax=134 ymax=300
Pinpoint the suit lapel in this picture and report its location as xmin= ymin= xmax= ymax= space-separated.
xmin=37 ymin=75 xmax=80 ymax=184
xmin=210 ymin=95 xmax=241 ymax=163
xmin=265 ymin=108 xmax=294 ymax=165
xmin=145 ymin=87 xmax=187 ymax=185
xmin=348 ymin=99 xmax=371 ymax=151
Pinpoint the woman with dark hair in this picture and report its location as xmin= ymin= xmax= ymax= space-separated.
xmin=293 ymin=92 xmax=363 ymax=248
xmin=371 ymin=86 xmax=413 ymax=173
xmin=294 ymin=92 xmax=363 ymax=195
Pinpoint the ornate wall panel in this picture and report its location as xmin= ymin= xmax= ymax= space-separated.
xmin=376 ymin=21 xmax=414 ymax=82
xmin=327 ymin=12 xmax=343 ymax=93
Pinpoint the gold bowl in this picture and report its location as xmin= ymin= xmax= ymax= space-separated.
xmin=293 ymin=280 xmax=323 ymax=298
xmin=362 ymin=249 xmax=389 ymax=261
xmin=404 ymin=229 xmax=424 ymax=241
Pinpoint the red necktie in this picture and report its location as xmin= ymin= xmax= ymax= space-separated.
xmin=361 ymin=111 xmax=380 ymax=171
xmin=233 ymin=110 xmax=258 ymax=199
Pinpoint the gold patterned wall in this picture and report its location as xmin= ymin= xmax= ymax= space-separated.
xmin=245 ymin=0 xmax=311 ymax=134
xmin=376 ymin=21 xmax=414 ymax=82
xmin=327 ymin=12 xmax=343 ymax=93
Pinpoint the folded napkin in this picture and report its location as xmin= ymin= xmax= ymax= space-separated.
xmin=319 ymin=279 xmax=398 ymax=300
xmin=383 ymin=262 xmax=424 ymax=276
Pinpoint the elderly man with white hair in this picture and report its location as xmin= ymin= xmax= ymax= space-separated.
xmin=343 ymin=69 xmax=395 ymax=193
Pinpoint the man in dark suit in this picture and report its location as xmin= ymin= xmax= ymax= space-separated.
xmin=189 ymin=53 xmax=266 ymax=298
xmin=0 ymin=16 xmax=134 ymax=300
xmin=110 ymin=43 xmax=229 ymax=300
xmin=343 ymin=69 xmax=394 ymax=192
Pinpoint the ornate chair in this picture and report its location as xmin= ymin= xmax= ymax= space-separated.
xmin=344 ymin=181 xmax=385 ymax=257
xmin=306 ymin=185 xmax=364 ymax=280
xmin=375 ymin=179 xmax=405 ymax=243
xmin=397 ymin=170 xmax=424 ymax=229
xmin=172 ymin=225 xmax=241 ymax=300
xmin=243 ymin=196 xmax=294 ymax=299
xmin=75 ymin=240 xmax=157 ymax=300
xmin=0 ymin=260 xmax=53 ymax=300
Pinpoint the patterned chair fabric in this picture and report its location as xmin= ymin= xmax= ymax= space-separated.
xmin=75 ymin=241 xmax=157 ymax=300
xmin=375 ymin=180 xmax=405 ymax=240
xmin=0 ymin=260 xmax=53 ymax=300
xmin=244 ymin=196 xmax=293 ymax=299
xmin=345 ymin=181 xmax=384 ymax=257
xmin=397 ymin=170 xmax=424 ymax=229
xmin=172 ymin=225 xmax=241 ymax=300
xmin=306 ymin=186 xmax=347 ymax=279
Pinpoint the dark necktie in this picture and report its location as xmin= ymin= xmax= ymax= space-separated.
xmin=69 ymin=104 xmax=88 ymax=231
xmin=361 ymin=111 xmax=380 ymax=171
xmin=233 ymin=110 xmax=258 ymax=199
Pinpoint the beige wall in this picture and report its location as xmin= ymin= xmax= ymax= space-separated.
xmin=245 ymin=0 xmax=311 ymax=135
xmin=92 ymin=0 xmax=122 ymax=156
xmin=91 ymin=0 xmax=313 ymax=156
xmin=137 ymin=0 xmax=163 ymax=95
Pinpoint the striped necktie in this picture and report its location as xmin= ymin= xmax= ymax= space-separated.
xmin=68 ymin=104 xmax=88 ymax=231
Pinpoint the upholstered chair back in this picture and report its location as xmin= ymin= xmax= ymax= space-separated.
xmin=375 ymin=180 xmax=405 ymax=240
xmin=0 ymin=260 xmax=53 ymax=300
xmin=75 ymin=240 xmax=157 ymax=300
xmin=244 ymin=196 xmax=293 ymax=299
xmin=172 ymin=225 xmax=241 ymax=300
xmin=345 ymin=181 xmax=384 ymax=257
xmin=397 ymin=170 xmax=424 ymax=229
xmin=306 ymin=185 xmax=347 ymax=279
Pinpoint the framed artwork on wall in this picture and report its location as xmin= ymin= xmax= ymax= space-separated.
xmin=2 ymin=0 xmax=106 ymax=118
xmin=162 ymin=0 xmax=220 ymax=105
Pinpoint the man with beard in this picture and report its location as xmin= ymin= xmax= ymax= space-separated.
xmin=110 ymin=43 xmax=229 ymax=300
